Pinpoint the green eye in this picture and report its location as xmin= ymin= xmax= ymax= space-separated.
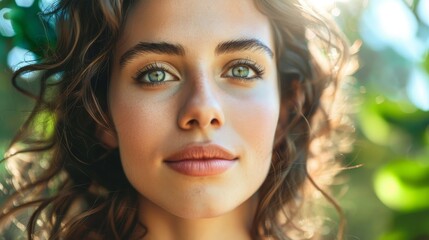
xmin=147 ymin=70 xmax=166 ymax=82
xmin=133 ymin=62 xmax=179 ymax=85
xmin=222 ymin=59 xmax=264 ymax=80
xmin=232 ymin=66 xmax=250 ymax=78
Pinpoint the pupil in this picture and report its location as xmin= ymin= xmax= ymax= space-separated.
xmin=233 ymin=66 xmax=249 ymax=77
xmin=149 ymin=70 xmax=165 ymax=82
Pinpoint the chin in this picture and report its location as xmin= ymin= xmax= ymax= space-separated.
xmin=169 ymin=200 xmax=238 ymax=220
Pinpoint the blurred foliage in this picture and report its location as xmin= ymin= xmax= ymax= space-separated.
xmin=1 ymin=0 xmax=429 ymax=239
xmin=333 ymin=0 xmax=429 ymax=239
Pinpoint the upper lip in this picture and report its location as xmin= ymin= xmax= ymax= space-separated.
xmin=165 ymin=144 xmax=237 ymax=162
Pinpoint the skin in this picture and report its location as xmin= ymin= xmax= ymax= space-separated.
xmin=107 ymin=0 xmax=280 ymax=239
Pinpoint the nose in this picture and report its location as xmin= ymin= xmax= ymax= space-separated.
xmin=177 ymin=78 xmax=225 ymax=130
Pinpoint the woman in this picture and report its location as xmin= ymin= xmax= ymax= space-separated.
xmin=0 ymin=0 xmax=351 ymax=239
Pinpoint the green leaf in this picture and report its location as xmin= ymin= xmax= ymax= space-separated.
xmin=374 ymin=159 xmax=429 ymax=212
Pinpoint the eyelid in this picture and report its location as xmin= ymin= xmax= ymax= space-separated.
xmin=132 ymin=62 xmax=180 ymax=84
xmin=222 ymin=59 xmax=265 ymax=79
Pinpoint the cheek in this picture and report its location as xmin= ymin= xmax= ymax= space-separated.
xmin=109 ymin=91 xmax=174 ymax=174
xmin=226 ymin=90 xmax=280 ymax=195
xmin=231 ymin=90 xmax=280 ymax=160
xmin=111 ymin=87 xmax=174 ymax=142
xmin=113 ymin=99 xmax=159 ymax=147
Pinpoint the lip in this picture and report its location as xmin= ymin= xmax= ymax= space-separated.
xmin=164 ymin=144 xmax=238 ymax=176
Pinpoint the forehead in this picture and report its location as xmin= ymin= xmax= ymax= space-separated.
xmin=117 ymin=0 xmax=274 ymax=54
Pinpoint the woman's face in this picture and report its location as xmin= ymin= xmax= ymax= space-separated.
xmin=108 ymin=0 xmax=280 ymax=219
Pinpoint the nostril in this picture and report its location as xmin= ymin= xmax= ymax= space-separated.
xmin=188 ymin=119 xmax=198 ymax=127
xmin=186 ymin=118 xmax=220 ymax=128
xmin=210 ymin=119 xmax=219 ymax=126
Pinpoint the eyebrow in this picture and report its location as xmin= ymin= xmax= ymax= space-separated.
xmin=119 ymin=38 xmax=274 ymax=67
xmin=215 ymin=39 xmax=274 ymax=59
xmin=119 ymin=42 xmax=185 ymax=66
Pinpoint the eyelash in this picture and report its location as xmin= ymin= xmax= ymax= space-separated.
xmin=132 ymin=62 xmax=176 ymax=86
xmin=132 ymin=59 xmax=265 ymax=86
xmin=224 ymin=59 xmax=265 ymax=81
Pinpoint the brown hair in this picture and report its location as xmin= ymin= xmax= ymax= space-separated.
xmin=0 ymin=0 xmax=352 ymax=239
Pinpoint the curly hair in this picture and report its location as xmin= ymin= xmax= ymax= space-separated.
xmin=0 ymin=0 xmax=352 ymax=239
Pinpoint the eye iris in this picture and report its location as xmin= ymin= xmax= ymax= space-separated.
xmin=232 ymin=66 xmax=249 ymax=78
xmin=148 ymin=70 xmax=165 ymax=82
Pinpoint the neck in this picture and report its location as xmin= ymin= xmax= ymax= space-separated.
xmin=135 ymin=195 xmax=258 ymax=240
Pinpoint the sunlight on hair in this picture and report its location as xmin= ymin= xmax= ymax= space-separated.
xmin=4 ymin=146 xmax=17 ymax=159
xmin=307 ymin=0 xmax=350 ymax=16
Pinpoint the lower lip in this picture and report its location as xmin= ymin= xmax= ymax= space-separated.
xmin=164 ymin=159 xmax=236 ymax=176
